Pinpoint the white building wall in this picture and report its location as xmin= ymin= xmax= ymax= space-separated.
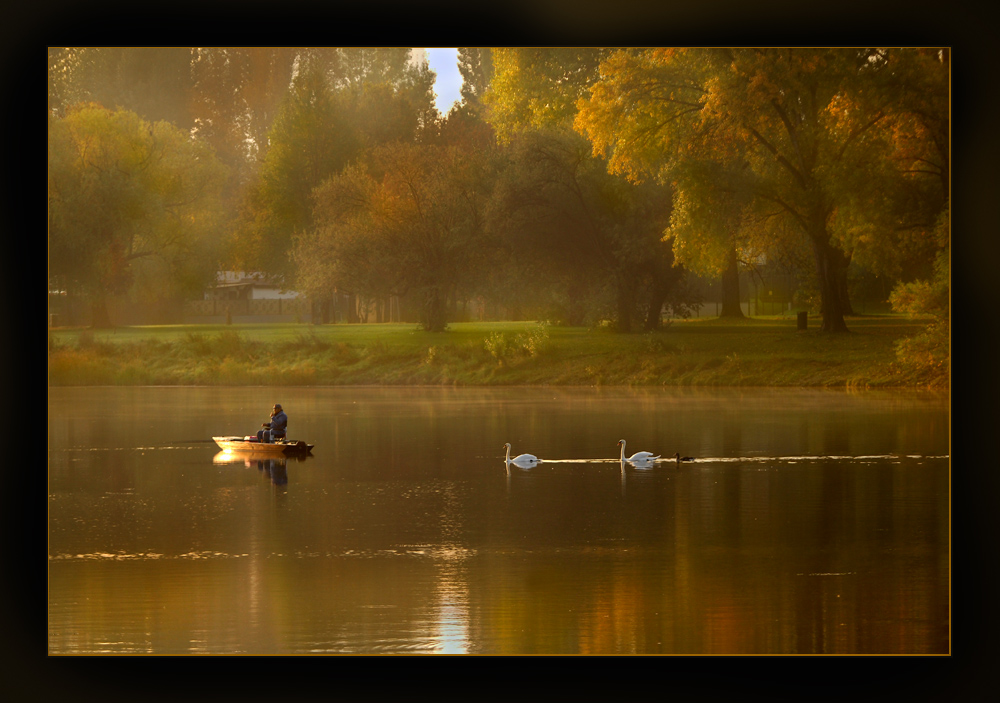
xmin=250 ymin=287 xmax=299 ymax=300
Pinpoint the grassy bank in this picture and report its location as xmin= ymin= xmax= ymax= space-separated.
xmin=47 ymin=316 xmax=945 ymax=388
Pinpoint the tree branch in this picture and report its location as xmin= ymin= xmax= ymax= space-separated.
xmin=747 ymin=126 xmax=807 ymax=189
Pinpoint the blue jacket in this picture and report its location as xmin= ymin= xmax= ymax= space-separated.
xmin=269 ymin=410 xmax=287 ymax=437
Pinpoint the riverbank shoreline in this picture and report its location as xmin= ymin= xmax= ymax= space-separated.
xmin=47 ymin=318 xmax=947 ymax=389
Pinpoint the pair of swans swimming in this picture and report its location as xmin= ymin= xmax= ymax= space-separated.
xmin=503 ymin=440 xmax=694 ymax=469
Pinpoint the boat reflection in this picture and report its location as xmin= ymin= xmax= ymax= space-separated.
xmin=258 ymin=457 xmax=287 ymax=485
xmin=213 ymin=451 xmax=311 ymax=465
xmin=212 ymin=451 xmax=311 ymax=486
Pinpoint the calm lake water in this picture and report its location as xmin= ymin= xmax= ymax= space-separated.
xmin=48 ymin=386 xmax=949 ymax=655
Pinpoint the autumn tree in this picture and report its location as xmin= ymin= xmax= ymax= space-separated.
xmin=827 ymin=49 xmax=949 ymax=291
xmin=48 ymin=104 xmax=228 ymax=327
xmin=486 ymin=48 xmax=606 ymax=143
xmin=577 ymin=47 xmax=949 ymax=333
xmin=296 ymin=142 xmax=495 ymax=331
xmin=49 ymin=47 xmax=301 ymax=244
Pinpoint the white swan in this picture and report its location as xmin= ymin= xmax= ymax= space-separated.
xmin=618 ymin=439 xmax=659 ymax=464
xmin=504 ymin=443 xmax=540 ymax=468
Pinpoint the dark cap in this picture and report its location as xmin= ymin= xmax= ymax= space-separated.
xmin=273 ymin=403 xmax=282 ymax=410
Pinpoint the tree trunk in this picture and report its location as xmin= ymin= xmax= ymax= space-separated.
xmin=346 ymin=293 xmax=359 ymax=323
xmin=90 ymin=294 xmax=113 ymax=329
xmin=838 ymin=272 xmax=855 ymax=316
xmin=643 ymin=269 xmax=679 ymax=331
xmin=810 ymin=227 xmax=850 ymax=333
xmin=719 ymin=248 xmax=744 ymax=318
xmin=616 ymin=276 xmax=636 ymax=333
xmin=423 ymin=288 xmax=447 ymax=332
xmin=837 ymin=251 xmax=855 ymax=316
xmin=565 ymin=282 xmax=587 ymax=326
xmin=644 ymin=289 xmax=667 ymax=331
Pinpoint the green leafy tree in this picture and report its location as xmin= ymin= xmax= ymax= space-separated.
xmin=232 ymin=66 xmax=357 ymax=279
xmin=489 ymin=127 xmax=676 ymax=330
xmin=48 ymin=104 xmax=228 ymax=327
xmin=457 ymin=48 xmax=494 ymax=116
xmin=663 ymin=156 xmax=754 ymax=318
xmin=483 ymin=47 xmax=681 ymax=330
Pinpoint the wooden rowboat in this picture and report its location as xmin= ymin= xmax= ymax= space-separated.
xmin=213 ymin=436 xmax=314 ymax=455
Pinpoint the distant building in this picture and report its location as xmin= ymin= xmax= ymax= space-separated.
xmin=207 ymin=272 xmax=300 ymax=301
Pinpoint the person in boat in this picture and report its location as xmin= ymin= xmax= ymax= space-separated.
xmin=257 ymin=403 xmax=287 ymax=443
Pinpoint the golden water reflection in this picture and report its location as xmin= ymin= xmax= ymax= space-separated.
xmin=48 ymin=386 xmax=949 ymax=654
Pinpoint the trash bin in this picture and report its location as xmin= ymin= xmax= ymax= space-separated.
xmin=796 ymin=311 xmax=808 ymax=331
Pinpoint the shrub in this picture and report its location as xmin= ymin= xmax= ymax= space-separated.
xmin=893 ymin=319 xmax=948 ymax=386
xmin=330 ymin=342 xmax=361 ymax=364
xmin=889 ymin=209 xmax=949 ymax=384
xmin=424 ymin=346 xmax=438 ymax=365
xmin=484 ymin=331 xmax=515 ymax=366
xmin=484 ymin=326 xmax=549 ymax=366
xmin=183 ymin=332 xmax=212 ymax=356
xmin=287 ymin=331 xmax=330 ymax=352
xmin=517 ymin=326 xmax=549 ymax=357
xmin=641 ymin=335 xmax=679 ymax=354
xmin=215 ymin=329 xmax=246 ymax=357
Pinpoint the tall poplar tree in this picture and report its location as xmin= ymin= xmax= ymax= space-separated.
xmin=457 ymin=48 xmax=494 ymax=114
xmin=231 ymin=49 xmax=438 ymax=283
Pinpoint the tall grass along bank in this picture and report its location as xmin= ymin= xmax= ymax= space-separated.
xmin=47 ymin=318 xmax=946 ymax=389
